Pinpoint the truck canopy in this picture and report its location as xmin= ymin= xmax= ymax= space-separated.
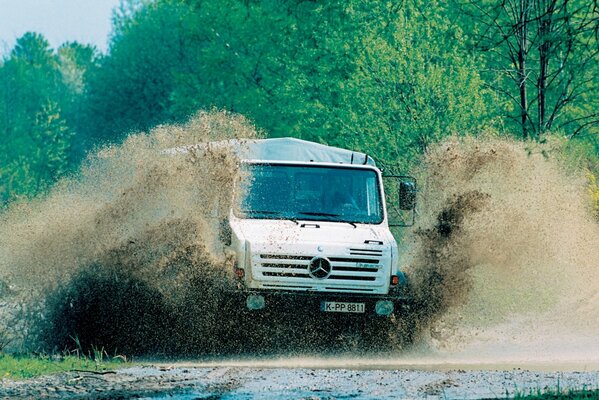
xmin=165 ymin=138 xmax=376 ymax=166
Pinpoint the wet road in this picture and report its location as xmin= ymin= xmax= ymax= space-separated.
xmin=2 ymin=359 xmax=599 ymax=399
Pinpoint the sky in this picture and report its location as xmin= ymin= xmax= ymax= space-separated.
xmin=0 ymin=0 xmax=120 ymax=55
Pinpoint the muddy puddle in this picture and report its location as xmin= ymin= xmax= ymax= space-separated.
xmin=149 ymin=356 xmax=599 ymax=373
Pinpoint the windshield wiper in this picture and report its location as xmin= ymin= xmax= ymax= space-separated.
xmin=297 ymin=212 xmax=357 ymax=228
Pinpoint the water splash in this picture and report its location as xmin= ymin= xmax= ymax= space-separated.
xmin=405 ymin=135 xmax=599 ymax=363
xmin=0 ymin=111 xmax=251 ymax=353
xmin=1 ymin=121 xmax=597 ymax=363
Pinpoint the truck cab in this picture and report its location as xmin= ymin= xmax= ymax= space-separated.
xmin=224 ymin=138 xmax=415 ymax=317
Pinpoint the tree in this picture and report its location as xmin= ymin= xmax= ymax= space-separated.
xmin=456 ymin=0 xmax=599 ymax=139
xmin=83 ymin=0 xmax=296 ymax=143
xmin=83 ymin=0 xmax=490 ymax=171
xmin=56 ymin=42 xmax=99 ymax=161
xmin=327 ymin=1 xmax=491 ymax=166
xmin=83 ymin=0 xmax=190 ymax=143
xmin=0 ymin=33 xmax=78 ymax=202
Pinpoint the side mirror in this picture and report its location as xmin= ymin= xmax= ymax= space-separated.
xmin=383 ymin=174 xmax=417 ymax=227
xmin=399 ymin=181 xmax=417 ymax=210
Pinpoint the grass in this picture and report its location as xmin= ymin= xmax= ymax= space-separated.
xmin=0 ymin=349 xmax=129 ymax=380
xmin=512 ymin=388 xmax=599 ymax=399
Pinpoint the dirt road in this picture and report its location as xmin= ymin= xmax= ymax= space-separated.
xmin=2 ymin=359 xmax=599 ymax=399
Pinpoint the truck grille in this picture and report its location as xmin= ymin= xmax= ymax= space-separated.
xmin=256 ymin=253 xmax=383 ymax=283
xmin=349 ymin=248 xmax=383 ymax=257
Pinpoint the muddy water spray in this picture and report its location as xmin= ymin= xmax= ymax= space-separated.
xmin=0 ymin=111 xmax=254 ymax=353
xmin=405 ymin=136 xmax=599 ymax=362
xmin=1 ymin=122 xmax=598 ymax=359
xmin=0 ymin=112 xmax=396 ymax=356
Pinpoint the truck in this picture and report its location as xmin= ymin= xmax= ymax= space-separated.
xmin=174 ymin=138 xmax=416 ymax=318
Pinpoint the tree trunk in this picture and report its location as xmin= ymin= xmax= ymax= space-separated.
xmin=517 ymin=0 xmax=531 ymax=139
xmin=537 ymin=0 xmax=556 ymax=136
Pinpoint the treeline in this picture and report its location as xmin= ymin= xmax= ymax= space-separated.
xmin=0 ymin=0 xmax=597 ymax=204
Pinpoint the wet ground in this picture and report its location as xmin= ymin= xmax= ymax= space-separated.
xmin=2 ymin=360 xmax=599 ymax=399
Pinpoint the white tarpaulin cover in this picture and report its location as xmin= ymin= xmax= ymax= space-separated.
xmin=167 ymin=138 xmax=376 ymax=166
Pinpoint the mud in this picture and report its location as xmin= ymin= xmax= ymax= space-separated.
xmin=0 ymin=111 xmax=252 ymax=354
xmin=405 ymin=136 xmax=599 ymax=363
xmin=2 ymin=364 xmax=599 ymax=399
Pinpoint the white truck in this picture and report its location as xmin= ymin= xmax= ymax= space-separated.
xmin=208 ymin=138 xmax=417 ymax=318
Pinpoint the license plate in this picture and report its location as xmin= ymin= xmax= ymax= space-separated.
xmin=321 ymin=301 xmax=365 ymax=313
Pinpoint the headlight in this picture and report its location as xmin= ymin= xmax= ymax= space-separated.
xmin=246 ymin=294 xmax=265 ymax=310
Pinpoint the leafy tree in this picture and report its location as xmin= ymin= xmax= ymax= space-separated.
xmin=455 ymin=0 xmax=599 ymax=139
xmin=77 ymin=0 xmax=190 ymax=140
xmin=84 ymin=0 xmax=294 ymax=142
xmin=3 ymin=102 xmax=72 ymax=197
xmin=326 ymin=1 xmax=492 ymax=166
xmin=56 ymin=42 xmax=100 ymax=160
xmin=0 ymin=33 xmax=79 ymax=202
xmin=83 ymin=0 xmax=491 ymax=171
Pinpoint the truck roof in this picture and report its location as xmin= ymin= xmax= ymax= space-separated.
xmin=166 ymin=137 xmax=376 ymax=166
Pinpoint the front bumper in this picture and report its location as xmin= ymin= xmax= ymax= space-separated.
xmin=237 ymin=287 xmax=412 ymax=317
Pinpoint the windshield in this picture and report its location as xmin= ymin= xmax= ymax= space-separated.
xmin=237 ymin=164 xmax=383 ymax=224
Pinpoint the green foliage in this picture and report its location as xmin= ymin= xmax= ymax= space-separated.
xmin=0 ymin=33 xmax=96 ymax=203
xmin=84 ymin=0 xmax=191 ymax=142
xmin=55 ymin=42 xmax=100 ymax=160
xmin=453 ymin=0 xmax=599 ymax=139
xmin=82 ymin=0 xmax=491 ymax=171
xmin=0 ymin=351 xmax=127 ymax=380
xmin=513 ymin=387 xmax=599 ymax=399
xmin=0 ymin=1 xmax=595 ymax=204
xmin=84 ymin=0 xmax=319 ymax=141
xmin=2 ymin=102 xmax=72 ymax=198
xmin=333 ymin=1 xmax=491 ymax=167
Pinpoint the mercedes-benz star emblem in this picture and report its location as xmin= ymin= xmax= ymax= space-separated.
xmin=308 ymin=257 xmax=332 ymax=279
